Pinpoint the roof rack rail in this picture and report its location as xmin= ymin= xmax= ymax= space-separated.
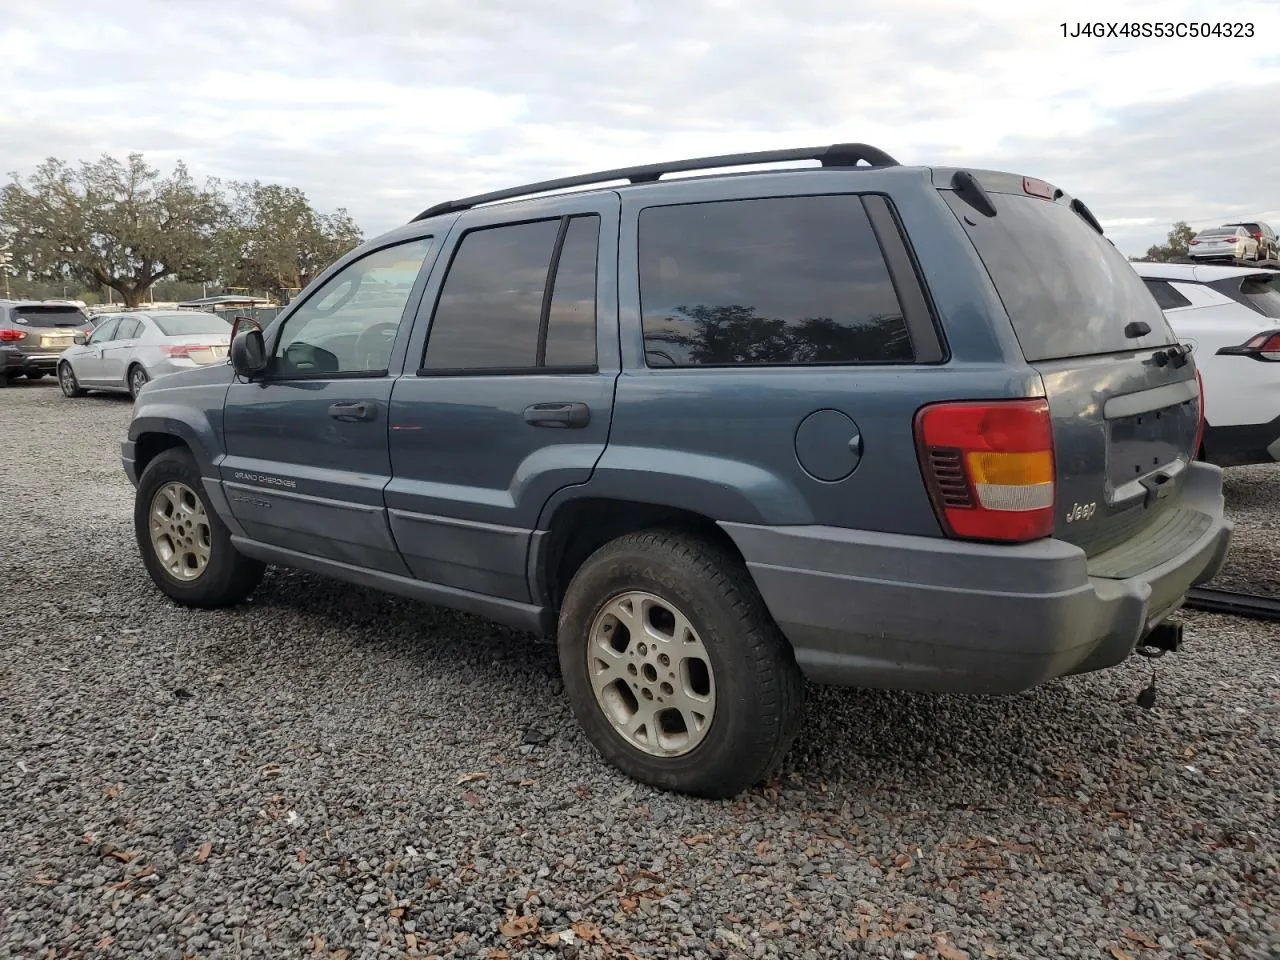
xmin=410 ymin=142 xmax=900 ymax=222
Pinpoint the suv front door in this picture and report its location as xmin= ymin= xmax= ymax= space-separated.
xmin=386 ymin=195 xmax=620 ymax=603
xmin=220 ymin=235 xmax=438 ymax=574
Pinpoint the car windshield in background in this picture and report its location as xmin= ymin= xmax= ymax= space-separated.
xmin=151 ymin=313 xmax=234 ymax=337
xmin=941 ymin=189 xmax=1178 ymax=361
xmin=11 ymin=306 xmax=89 ymax=327
xmin=1208 ymin=275 xmax=1280 ymax=318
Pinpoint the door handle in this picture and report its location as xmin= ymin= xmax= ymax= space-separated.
xmin=523 ymin=401 xmax=590 ymax=428
xmin=328 ymin=400 xmax=377 ymax=422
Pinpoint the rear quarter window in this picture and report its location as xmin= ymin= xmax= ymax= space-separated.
xmin=942 ymin=189 xmax=1178 ymax=361
xmin=637 ymin=194 xmax=915 ymax=367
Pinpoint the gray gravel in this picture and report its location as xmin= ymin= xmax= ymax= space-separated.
xmin=1 ymin=378 xmax=1278 ymax=960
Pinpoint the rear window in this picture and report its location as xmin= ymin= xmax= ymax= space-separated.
xmin=1208 ymin=275 xmax=1280 ymax=318
xmin=151 ymin=313 xmax=234 ymax=336
xmin=941 ymin=189 xmax=1177 ymax=361
xmin=10 ymin=306 xmax=88 ymax=328
xmin=1198 ymin=228 xmax=1236 ymax=238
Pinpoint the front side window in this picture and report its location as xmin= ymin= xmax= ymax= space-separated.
xmin=422 ymin=214 xmax=601 ymax=372
xmin=115 ymin=318 xmax=142 ymax=340
xmin=274 ymin=237 xmax=434 ymax=376
xmin=638 ymin=195 xmax=913 ymax=367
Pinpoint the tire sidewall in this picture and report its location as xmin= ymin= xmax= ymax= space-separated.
xmin=558 ymin=539 xmax=786 ymax=796
xmin=129 ymin=366 xmax=147 ymax=399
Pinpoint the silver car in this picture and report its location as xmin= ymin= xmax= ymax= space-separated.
xmin=57 ymin=310 xmax=234 ymax=399
xmin=1188 ymin=225 xmax=1260 ymax=262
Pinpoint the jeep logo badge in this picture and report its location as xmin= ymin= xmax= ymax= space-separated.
xmin=1065 ymin=501 xmax=1097 ymax=523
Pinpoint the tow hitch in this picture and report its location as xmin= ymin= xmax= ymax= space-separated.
xmin=1134 ymin=620 xmax=1184 ymax=709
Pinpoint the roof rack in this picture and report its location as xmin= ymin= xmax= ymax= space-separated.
xmin=410 ymin=142 xmax=900 ymax=222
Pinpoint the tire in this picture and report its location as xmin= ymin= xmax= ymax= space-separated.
xmin=58 ymin=362 xmax=85 ymax=398
xmin=25 ymin=370 xmax=45 ymax=380
xmin=557 ymin=529 xmax=804 ymax=799
xmin=128 ymin=365 xmax=149 ymax=399
xmin=134 ymin=448 xmax=265 ymax=608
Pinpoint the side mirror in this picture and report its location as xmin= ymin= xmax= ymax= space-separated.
xmin=73 ymin=333 xmax=87 ymax=346
xmin=230 ymin=328 xmax=268 ymax=379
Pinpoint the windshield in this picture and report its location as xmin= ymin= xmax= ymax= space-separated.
xmin=151 ymin=313 xmax=234 ymax=336
xmin=11 ymin=306 xmax=89 ymax=328
xmin=941 ymin=188 xmax=1178 ymax=361
xmin=1208 ymin=275 xmax=1280 ymax=319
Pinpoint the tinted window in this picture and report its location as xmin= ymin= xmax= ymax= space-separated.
xmin=1208 ymin=275 xmax=1280 ymax=318
xmin=423 ymin=215 xmax=601 ymax=372
xmin=1142 ymin=279 xmax=1192 ymax=310
xmin=543 ymin=216 xmax=600 ymax=367
xmin=11 ymin=306 xmax=88 ymax=328
xmin=638 ymin=195 xmax=912 ymax=367
xmin=276 ymin=237 xmax=434 ymax=375
xmin=942 ymin=190 xmax=1177 ymax=361
xmin=152 ymin=313 xmax=234 ymax=336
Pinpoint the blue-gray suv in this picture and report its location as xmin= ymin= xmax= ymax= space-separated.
xmin=122 ymin=144 xmax=1233 ymax=798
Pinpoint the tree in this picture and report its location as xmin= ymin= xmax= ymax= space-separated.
xmin=0 ymin=153 xmax=226 ymax=307
xmin=220 ymin=181 xmax=363 ymax=294
xmin=1141 ymin=221 xmax=1195 ymax=262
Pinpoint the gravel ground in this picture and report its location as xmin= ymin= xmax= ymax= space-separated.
xmin=1 ymin=378 xmax=1277 ymax=960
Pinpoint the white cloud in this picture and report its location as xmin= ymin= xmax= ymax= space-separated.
xmin=1 ymin=0 xmax=1278 ymax=254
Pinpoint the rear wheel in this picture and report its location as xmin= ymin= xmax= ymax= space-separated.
xmin=128 ymin=365 xmax=149 ymax=399
xmin=557 ymin=529 xmax=803 ymax=799
xmin=58 ymin=363 xmax=85 ymax=398
xmin=135 ymin=448 xmax=265 ymax=608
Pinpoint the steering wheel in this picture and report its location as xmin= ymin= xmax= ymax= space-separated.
xmin=353 ymin=322 xmax=400 ymax=370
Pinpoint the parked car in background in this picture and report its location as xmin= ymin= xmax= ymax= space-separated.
xmin=1133 ymin=261 xmax=1280 ymax=467
xmin=0 ymin=300 xmax=95 ymax=385
xmin=1187 ymin=225 xmax=1260 ymax=262
xmin=58 ymin=310 xmax=233 ymax=399
xmin=1223 ymin=220 xmax=1278 ymax=261
xmin=121 ymin=145 xmax=1231 ymax=798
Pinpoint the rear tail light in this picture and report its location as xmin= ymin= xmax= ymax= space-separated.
xmin=161 ymin=345 xmax=191 ymax=358
xmin=1216 ymin=330 xmax=1280 ymax=361
xmin=0 ymin=329 xmax=26 ymax=342
xmin=1189 ymin=239 xmax=1200 ymax=245
xmin=914 ymin=399 xmax=1056 ymax=543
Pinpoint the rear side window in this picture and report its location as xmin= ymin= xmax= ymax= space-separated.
xmin=423 ymin=215 xmax=601 ymax=372
xmin=11 ymin=306 xmax=88 ymax=328
xmin=942 ymin=190 xmax=1178 ymax=361
xmin=638 ymin=195 xmax=913 ymax=367
xmin=1208 ymin=275 xmax=1280 ymax=318
xmin=1142 ymin=279 xmax=1193 ymax=311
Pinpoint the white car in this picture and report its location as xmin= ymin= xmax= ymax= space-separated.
xmin=1132 ymin=261 xmax=1280 ymax=467
xmin=57 ymin=310 xmax=234 ymax=399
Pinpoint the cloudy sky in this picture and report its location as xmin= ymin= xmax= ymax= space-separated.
xmin=2 ymin=0 xmax=1279 ymax=256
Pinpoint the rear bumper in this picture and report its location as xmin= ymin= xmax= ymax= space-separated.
xmin=720 ymin=462 xmax=1233 ymax=695
xmin=1 ymin=348 xmax=61 ymax=374
xmin=1202 ymin=417 xmax=1280 ymax=467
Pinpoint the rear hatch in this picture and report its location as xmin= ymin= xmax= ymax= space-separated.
xmin=8 ymin=306 xmax=91 ymax=355
xmin=939 ymin=173 xmax=1203 ymax=565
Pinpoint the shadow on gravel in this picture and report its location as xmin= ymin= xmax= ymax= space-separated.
xmin=205 ymin=566 xmax=1148 ymax=811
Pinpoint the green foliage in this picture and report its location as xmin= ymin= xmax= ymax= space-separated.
xmin=1141 ymin=221 xmax=1195 ymax=262
xmin=0 ymin=152 xmax=364 ymax=307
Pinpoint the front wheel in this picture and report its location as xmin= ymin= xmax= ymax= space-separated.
xmin=135 ymin=448 xmax=265 ymax=608
xmin=557 ymin=530 xmax=803 ymax=799
xmin=58 ymin=362 xmax=85 ymax=398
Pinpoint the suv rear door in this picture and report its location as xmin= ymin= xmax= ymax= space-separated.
xmin=385 ymin=193 xmax=620 ymax=603
xmin=939 ymin=173 xmax=1204 ymax=563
